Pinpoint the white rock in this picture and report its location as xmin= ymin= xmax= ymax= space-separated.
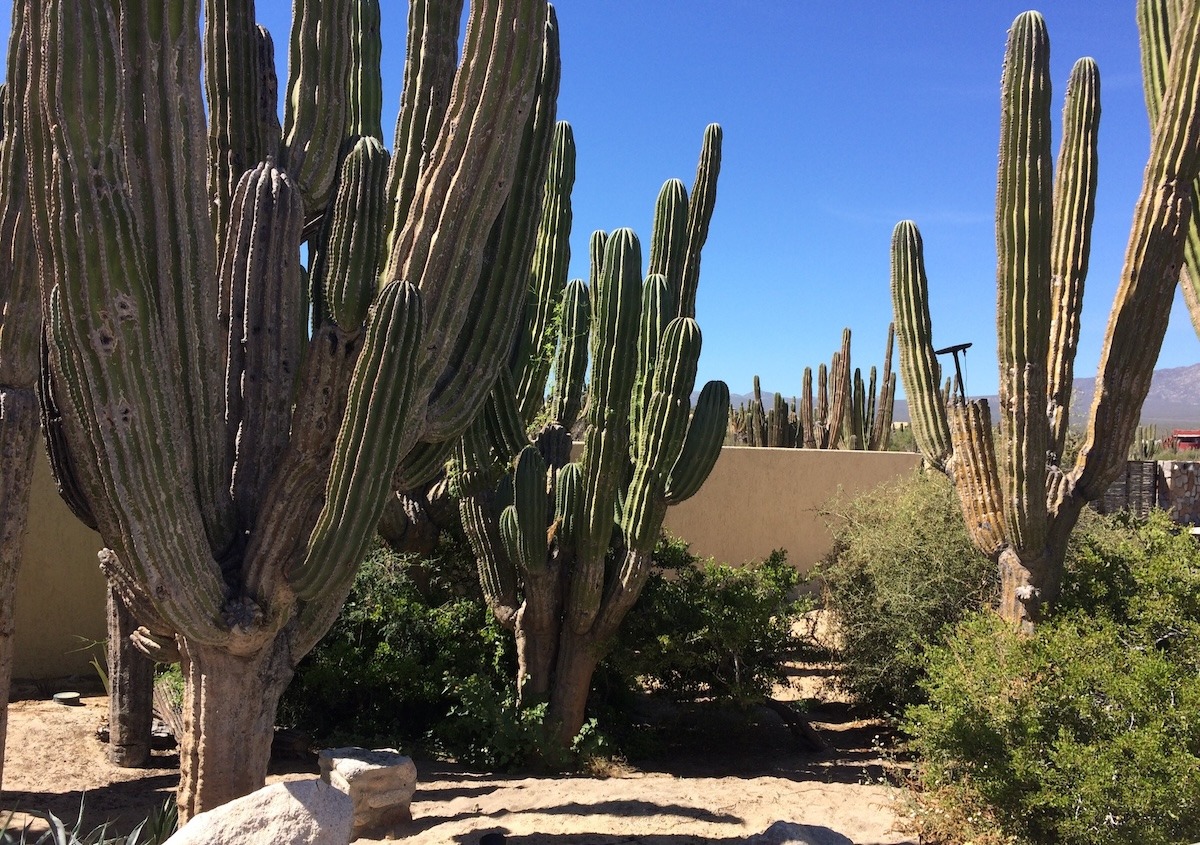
xmin=745 ymin=821 xmax=855 ymax=845
xmin=319 ymin=747 xmax=418 ymax=840
xmin=163 ymin=779 xmax=352 ymax=845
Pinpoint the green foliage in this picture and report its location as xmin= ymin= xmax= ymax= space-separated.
xmin=280 ymin=537 xmax=512 ymax=749
xmin=605 ymin=539 xmax=813 ymax=706
xmin=818 ymin=470 xmax=996 ymax=712
xmin=904 ymin=510 xmax=1200 ymax=845
xmin=905 ymin=612 xmax=1200 ymax=845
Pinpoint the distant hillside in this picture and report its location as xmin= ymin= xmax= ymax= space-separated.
xmin=730 ymin=363 xmax=1200 ymax=431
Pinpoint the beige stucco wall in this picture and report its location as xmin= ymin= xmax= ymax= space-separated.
xmin=662 ymin=447 xmax=922 ymax=570
xmin=14 ymin=444 xmax=920 ymax=678
xmin=13 ymin=447 xmax=106 ymax=679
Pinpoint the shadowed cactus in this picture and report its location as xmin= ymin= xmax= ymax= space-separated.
xmin=455 ymin=125 xmax=729 ymax=748
xmin=891 ymin=4 xmax=1200 ymax=631
xmin=17 ymin=0 xmax=557 ymax=818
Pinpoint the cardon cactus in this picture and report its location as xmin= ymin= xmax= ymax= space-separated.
xmin=0 ymin=1 xmax=38 ymax=790
xmin=745 ymin=323 xmax=894 ymax=451
xmin=892 ymin=4 xmax=1200 ymax=630
xmin=19 ymin=0 xmax=556 ymax=817
xmin=457 ymin=125 xmax=728 ymax=748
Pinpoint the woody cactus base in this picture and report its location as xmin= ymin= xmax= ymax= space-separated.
xmin=892 ymin=3 xmax=1200 ymax=631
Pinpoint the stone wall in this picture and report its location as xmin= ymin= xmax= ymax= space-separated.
xmin=1158 ymin=461 xmax=1200 ymax=525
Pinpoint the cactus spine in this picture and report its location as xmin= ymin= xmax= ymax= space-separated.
xmin=891 ymin=5 xmax=1200 ymax=630
xmin=20 ymin=0 xmax=556 ymax=817
xmin=457 ymin=126 xmax=728 ymax=748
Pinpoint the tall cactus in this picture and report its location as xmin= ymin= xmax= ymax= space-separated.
xmin=891 ymin=4 xmax=1200 ymax=631
xmin=20 ymin=0 xmax=555 ymax=817
xmin=457 ymin=126 xmax=728 ymax=748
xmin=0 ymin=1 xmax=37 ymax=791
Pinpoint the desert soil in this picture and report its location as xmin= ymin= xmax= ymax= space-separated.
xmin=2 ymin=672 xmax=917 ymax=844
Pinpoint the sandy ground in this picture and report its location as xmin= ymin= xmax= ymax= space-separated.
xmin=1 ymin=677 xmax=916 ymax=844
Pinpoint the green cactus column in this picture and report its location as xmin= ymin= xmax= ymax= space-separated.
xmin=455 ymin=125 xmax=728 ymax=750
xmin=891 ymin=5 xmax=1200 ymax=630
xmin=0 ymin=1 xmax=36 ymax=791
xmin=24 ymin=0 xmax=554 ymax=818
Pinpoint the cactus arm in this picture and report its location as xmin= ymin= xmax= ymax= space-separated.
xmin=995 ymin=11 xmax=1053 ymax=553
xmin=385 ymin=0 xmax=464 ymax=253
xmin=799 ymin=368 xmax=815 ymax=448
xmin=385 ymin=0 xmax=548 ymax=439
xmin=547 ymin=278 xmax=590 ymax=429
xmin=826 ymin=329 xmax=852 ymax=450
xmin=511 ymin=119 xmax=576 ymax=423
xmin=869 ymin=323 xmax=895 ymax=450
xmin=124 ymin=1 xmax=235 ymax=556
xmin=664 ymin=379 xmax=729 ymax=503
xmin=279 ymin=0 xmax=355 ymax=213
xmin=505 ymin=445 xmax=550 ymax=573
xmin=309 ymin=137 xmax=391 ymax=333
xmin=677 ymin=123 xmax=722 ymax=318
xmin=890 ymin=221 xmax=953 ymax=469
xmin=34 ymin=0 xmax=235 ymax=643
xmin=1074 ymin=0 xmax=1200 ymax=499
xmin=630 ymin=274 xmax=675 ymax=455
xmin=646 ymin=178 xmax=688 ymax=295
xmin=566 ymin=228 xmax=642 ymax=634
xmin=947 ymin=401 xmax=1008 ymax=558
xmin=203 ymin=0 xmax=275 ymax=257
xmin=622 ymin=317 xmax=702 ymax=550
xmin=289 ymin=281 xmax=424 ymax=601
xmin=1047 ymin=58 xmax=1100 ymax=460
xmin=220 ymin=164 xmax=306 ymax=529
xmin=1137 ymin=0 xmax=1200 ymax=341
xmin=348 ymin=0 xmax=384 ymax=141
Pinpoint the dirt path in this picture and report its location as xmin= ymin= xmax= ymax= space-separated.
xmin=2 ymin=690 xmax=916 ymax=844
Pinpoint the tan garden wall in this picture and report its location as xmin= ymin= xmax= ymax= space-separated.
xmin=13 ymin=445 xmax=921 ymax=679
xmin=13 ymin=447 xmax=106 ymax=680
xmin=661 ymin=447 xmax=922 ymax=569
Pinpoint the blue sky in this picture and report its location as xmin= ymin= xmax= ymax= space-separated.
xmin=9 ymin=2 xmax=1197 ymax=400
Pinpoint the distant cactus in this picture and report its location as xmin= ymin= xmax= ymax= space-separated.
xmin=18 ymin=0 xmax=556 ymax=817
xmin=891 ymin=5 xmax=1200 ymax=630
xmin=457 ymin=125 xmax=728 ymax=747
xmin=743 ymin=323 xmax=895 ymax=451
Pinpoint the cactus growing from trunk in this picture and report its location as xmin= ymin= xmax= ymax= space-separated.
xmin=891 ymin=4 xmax=1200 ymax=631
xmin=456 ymin=125 xmax=729 ymax=749
xmin=18 ymin=0 xmax=555 ymax=817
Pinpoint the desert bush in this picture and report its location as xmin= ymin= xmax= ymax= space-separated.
xmin=280 ymin=536 xmax=513 ymax=752
xmin=605 ymin=541 xmax=813 ymax=707
xmin=818 ymin=470 xmax=996 ymax=712
xmin=904 ymin=510 xmax=1200 ymax=845
xmin=905 ymin=611 xmax=1200 ymax=845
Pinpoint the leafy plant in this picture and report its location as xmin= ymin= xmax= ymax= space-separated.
xmin=819 ymin=470 xmax=996 ymax=712
xmin=0 ymin=796 xmax=176 ymax=845
xmin=606 ymin=540 xmax=813 ymax=706
xmin=905 ymin=611 xmax=1200 ymax=845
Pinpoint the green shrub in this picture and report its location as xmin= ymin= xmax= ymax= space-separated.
xmin=604 ymin=540 xmax=813 ymax=707
xmin=280 ymin=536 xmax=514 ymax=751
xmin=818 ymin=470 xmax=996 ymax=712
xmin=905 ymin=611 xmax=1200 ymax=845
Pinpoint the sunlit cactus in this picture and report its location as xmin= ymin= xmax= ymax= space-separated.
xmin=18 ymin=0 xmax=557 ymax=817
xmin=457 ymin=126 xmax=729 ymax=748
xmin=891 ymin=5 xmax=1200 ymax=630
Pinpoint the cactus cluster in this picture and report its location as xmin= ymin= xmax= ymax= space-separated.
xmin=730 ymin=325 xmax=895 ymax=451
xmin=455 ymin=125 xmax=729 ymax=746
xmin=892 ymin=3 xmax=1200 ymax=630
xmin=12 ymin=0 xmax=559 ymax=816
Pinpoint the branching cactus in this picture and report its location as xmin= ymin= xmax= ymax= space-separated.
xmin=457 ymin=125 xmax=729 ymax=749
xmin=19 ymin=0 xmax=556 ymax=817
xmin=892 ymin=4 xmax=1200 ymax=631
